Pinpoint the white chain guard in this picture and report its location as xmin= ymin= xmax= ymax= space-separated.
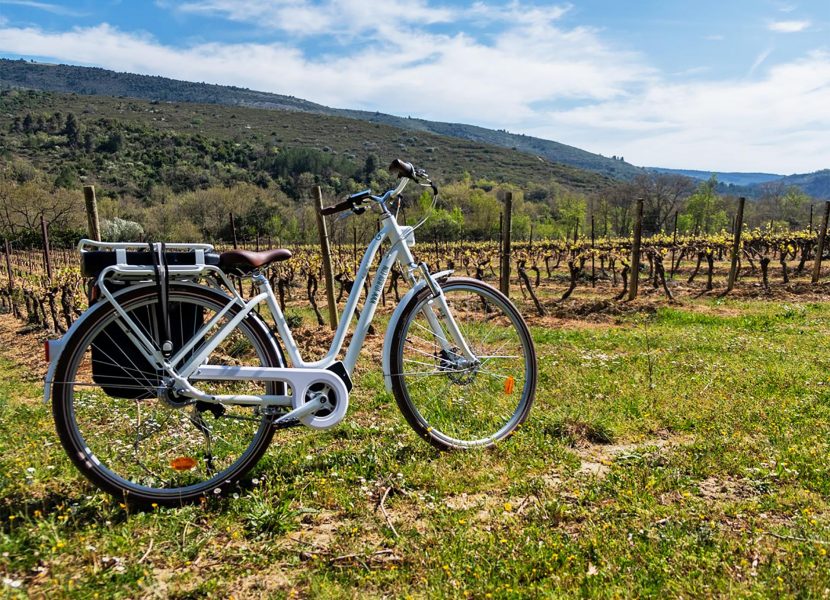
xmin=292 ymin=379 xmax=349 ymax=430
xmin=190 ymin=365 xmax=349 ymax=429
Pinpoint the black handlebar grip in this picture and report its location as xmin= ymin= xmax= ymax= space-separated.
xmin=320 ymin=198 xmax=354 ymax=216
xmin=388 ymin=159 xmax=417 ymax=180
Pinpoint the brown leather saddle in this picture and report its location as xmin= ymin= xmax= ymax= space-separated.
xmin=218 ymin=248 xmax=292 ymax=274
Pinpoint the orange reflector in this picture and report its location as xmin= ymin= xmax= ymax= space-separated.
xmin=170 ymin=457 xmax=198 ymax=472
xmin=504 ymin=376 xmax=515 ymax=395
xmin=44 ymin=340 xmax=50 ymax=362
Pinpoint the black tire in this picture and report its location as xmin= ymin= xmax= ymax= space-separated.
xmin=390 ymin=277 xmax=537 ymax=449
xmin=51 ymin=283 xmax=284 ymax=506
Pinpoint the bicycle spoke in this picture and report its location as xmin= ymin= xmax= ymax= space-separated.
xmin=394 ymin=282 xmax=535 ymax=448
xmin=56 ymin=288 xmax=277 ymax=500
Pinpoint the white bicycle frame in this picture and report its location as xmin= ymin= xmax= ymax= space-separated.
xmin=45 ymin=178 xmax=477 ymax=429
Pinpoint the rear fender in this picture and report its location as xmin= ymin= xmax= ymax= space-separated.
xmin=42 ymin=283 xmax=154 ymax=404
xmin=43 ymin=282 xmax=278 ymax=404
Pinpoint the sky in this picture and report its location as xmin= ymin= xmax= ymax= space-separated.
xmin=0 ymin=1 xmax=829 ymax=174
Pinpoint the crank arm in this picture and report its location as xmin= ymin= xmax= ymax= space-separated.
xmin=272 ymin=396 xmax=328 ymax=425
xmin=190 ymin=365 xmax=349 ymax=406
xmin=166 ymin=374 xmax=289 ymax=407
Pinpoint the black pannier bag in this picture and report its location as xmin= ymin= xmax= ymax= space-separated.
xmin=83 ymin=247 xmax=215 ymax=400
xmin=91 ymin=300 xmax=204 ymax=399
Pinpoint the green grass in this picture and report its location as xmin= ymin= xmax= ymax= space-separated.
xmin=2 ymin=298 xmax=830 ymax=597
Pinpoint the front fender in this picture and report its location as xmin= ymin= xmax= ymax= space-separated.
xmin=382 ymin=270 xmax=453 ymax=392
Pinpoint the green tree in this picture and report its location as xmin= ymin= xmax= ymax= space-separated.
xmin=363 ymin=154 xmax=378 ymax=183
xmin=682 ymin=176 xmax=727 ymax=233
xmin=554 ymin=192 xmax=587 ymax=238
xmin=63 ymin=112 xmax=81 ymax=148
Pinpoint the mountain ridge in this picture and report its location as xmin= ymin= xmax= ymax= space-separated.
xmin=773 ymin=170 xmax=830 ymax=199
xmin=3 ymin=58 xmax=828 ymax=198
xmin=648 ymin=167 xmax=784 ymax=187
xmin=0 ymin=58 xmax=642 ymax=180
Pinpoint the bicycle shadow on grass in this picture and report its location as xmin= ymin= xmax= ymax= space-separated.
xmin=0 ymin=488 xmax=132 ymax=534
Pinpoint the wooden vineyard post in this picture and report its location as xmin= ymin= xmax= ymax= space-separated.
xmin=724 ymin=197 xmax=745 ymax=295
xmin=810 ymin=204 xmax=814 ymax=234
xmin=499 ymin=192 xmax=512 ymax=298
xmin=3 ymin=239 xmax=12 ymax=290
xmin=314 ymin=186 xmax=338 ymax=329
xmin=83 ymin=185 xmax=101 ymax=241
xmin=498 ymin=213 xmax=503 ymax=270
xmin=670 ymin=211 xmax=678 ymax=278
xmin=812 ymin=201 xmax=830 ymax=283
xmin=4 ymin=239 xmax=16 ymax=318
xmin=591 ymin=214 xmax=596 ymax=287
xmin=229 ymin=212 xmax=239 ymax=249
xmin=628 ymin=197 xmax=644 ymax=301
xmin=40 ymin=215 xmax=52 ymax=281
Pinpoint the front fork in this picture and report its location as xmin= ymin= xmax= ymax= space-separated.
xmin=412 ymin=263 xmax=477 ymax=366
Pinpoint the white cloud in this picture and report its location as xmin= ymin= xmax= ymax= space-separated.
xmin=0 ymin=2 xmax=827 ymax=173
xmin=0 ymin=0 xmax=88 ymax=17
xmin=0 ymin=14 xmax=649 ymax=126
xmin=768 ymin=19 xmax=810 ymax=33
xmin=171 ymin=0 xmax=457 ymax=38
xmin=537 ymin=51 xmax=830 ymax=172
xmin=466 ymin=2 xmax=572 ymax=25
xmin=748 ymin=47 xmax=773 ymax=77
xmin=775 ymin=2 xmax=797 ymax=13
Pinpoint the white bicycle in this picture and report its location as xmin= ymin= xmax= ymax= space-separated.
xmin=44 ymin=159 xmax=537 ymax=505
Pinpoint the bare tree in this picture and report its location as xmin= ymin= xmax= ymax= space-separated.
xmin=0 ymin=166 xmax=82 ymax=239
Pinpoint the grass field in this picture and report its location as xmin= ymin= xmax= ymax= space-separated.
xmin=2 ymin=296 xmax=830 ymax=598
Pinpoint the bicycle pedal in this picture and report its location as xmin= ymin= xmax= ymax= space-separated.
xmin=272 ymin=417 xmax=301 ymax=430
xmin=195 ymin=401 xmax=226 ymax=419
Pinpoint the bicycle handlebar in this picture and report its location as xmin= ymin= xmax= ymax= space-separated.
xmin=319 ymin=199 xmax=355 ymax=217
xmin=320 ymin=190 xmax=371 ymax=216
xmin=319 ymin=158 xmax=434 ymax=217
xmin=389 ymin=158 xmax=417 ymax=179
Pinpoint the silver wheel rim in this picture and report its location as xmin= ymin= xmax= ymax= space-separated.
xmin=395 ymin=283 xmax=534 ymax=447
xmin=57 ymin=288 xmax=276 ymax=498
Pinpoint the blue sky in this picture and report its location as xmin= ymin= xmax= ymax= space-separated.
xmin=1 ymin=0 xmax=829 ymax=173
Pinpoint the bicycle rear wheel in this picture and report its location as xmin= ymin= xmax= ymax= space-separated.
xmin=389 ymin=277 xmax=537 ymax=449
xmin=51 ymin=283 xmax=284 ymax=505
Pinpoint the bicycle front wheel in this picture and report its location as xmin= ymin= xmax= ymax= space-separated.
xmin=389 ymin=277 xmax=537 ymax=449
xmin=51 ymin=283 xmax=284 ymax=505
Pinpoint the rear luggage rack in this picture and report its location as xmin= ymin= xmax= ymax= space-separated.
xmin=77 ymin=240 xmax=244 ymax=379
xmin=78 ymin=239 xmax=220 ymax=280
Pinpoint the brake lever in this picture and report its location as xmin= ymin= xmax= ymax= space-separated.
xmin=333 ymin=203 xmax=366 ymax=223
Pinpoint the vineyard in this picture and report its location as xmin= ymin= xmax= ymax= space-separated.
xmin=2 ymin=225 xmax=828 ymax=334
xmin=4 ymin=225 xmax=830 ymax=597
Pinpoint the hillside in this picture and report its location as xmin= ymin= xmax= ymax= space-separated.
xmin=0 ymin=58 xmax=641 ymax=180
xmin=0 ymin=88 xmax=609 ymax=198
xmin=649 ymin=167 xmax=783 ymax=187
xmin=771 ymin=170 xmax=830 ymax=199
xmin=646 ymin=168 xmax=830 ymax=199
xmin=336 ymin=109 xmax=642 ymax=179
